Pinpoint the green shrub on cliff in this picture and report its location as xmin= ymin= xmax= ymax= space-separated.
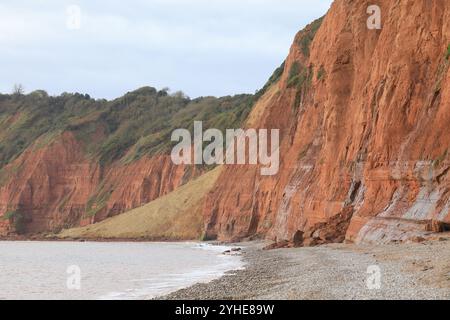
xmin=296 ymin=17 xmax=324 ymax=57
xmin=0 ymin=87 xmax=255 ymax=167
xmin=3 ymin=210 xmax=25 ymax=234
xmin=446 ymin=44 xmax=450 ymax=60
xmin=317 ymin=65 xmax=326 ymax=81
xmin=254 ymin=61 xmax=285 ymax=99
xmin=287 ymin=62 xmax=313 ymax=90
xmin=287 ymin=62 xmax=304 ymax=88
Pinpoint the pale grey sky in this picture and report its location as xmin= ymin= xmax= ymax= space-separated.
xmin=0 ymin=0 xmax=333 ymax=99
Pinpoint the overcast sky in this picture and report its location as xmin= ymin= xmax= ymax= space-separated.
xmin=0 ymin=0 xmax=333 ymax=99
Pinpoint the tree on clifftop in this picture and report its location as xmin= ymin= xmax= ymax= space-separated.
xmin=12 ymin=84 xmax=25 ymax=95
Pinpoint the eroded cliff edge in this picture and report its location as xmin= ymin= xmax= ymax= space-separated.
xmin=2 ymin=0 xmax=450 ymax=245
xmin=203 ymin=0 xmax=450 ymax=245
xmin=0 ymin=88 xmax=254 ymax=235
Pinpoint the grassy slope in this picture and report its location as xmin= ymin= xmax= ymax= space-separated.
xmin=58 ymin=167 xmax=222 ymax=240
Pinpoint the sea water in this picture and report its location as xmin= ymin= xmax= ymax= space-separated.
xmin=0 ymin=241 xmax=243 ymax=300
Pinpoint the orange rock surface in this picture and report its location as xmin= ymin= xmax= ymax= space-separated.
xmin=0 ymin=132 xmax=199 ymax=234
xmin=1 ymin=0 xmax=449 ymax=245
xmin=203 ymin=0 xmax=450 ymax=244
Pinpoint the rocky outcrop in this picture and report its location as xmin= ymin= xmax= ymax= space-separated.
xmin=203 ymin=0 xmax=450 ymax=245
xmin=0 ymin=132 xmax=199 ymax=235
xmin=0 ymin=87 xmax=252 ymax=236
xmin=2 ymin=0 xmax=449 ymax=245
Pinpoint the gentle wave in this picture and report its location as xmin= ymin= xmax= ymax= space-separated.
xmin=0 ymin=241 xmax=243 ymax=300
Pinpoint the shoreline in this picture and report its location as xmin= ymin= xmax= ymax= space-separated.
xmin=161 ymin=240 xmax=450 ymax=300
xmin=0 ymin=234 xmax=219 ymax=244
xmin=0 ymin=241 xmax=244 ymax=300
xmin=1 ymin=238 xmax=449 ymax=299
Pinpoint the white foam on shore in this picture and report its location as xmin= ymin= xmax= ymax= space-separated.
xmin=0 ymin=241 xmax=244 ymax=300
xmin=98 ymin=243 xmax=244 ymax=300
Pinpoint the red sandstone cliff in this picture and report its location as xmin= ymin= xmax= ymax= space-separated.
xmin=0 ymin=132 xmax=199 ymax=235
xmin=2 ymin=0 xmax=449 ymax=244
xmin=0 ymin=87 xmax=251 ymax=236
xmin=203 ymin=0 xmax=450 ymax=245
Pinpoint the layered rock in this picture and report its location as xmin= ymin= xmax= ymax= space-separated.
xmin=0 ymin=87 xmax=252 ymax=236
xmin=2 ymin=0 xmax=449 ymax=244
xmin=0 ymin=132 xmax=199 ymax=235
xmin=203 ymin=0 xmax=450 ymax=244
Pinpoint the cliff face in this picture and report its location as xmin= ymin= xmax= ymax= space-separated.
xmin=0 ymin=88 xmax=254 ymax=235
xmin=0 ymin=131 xmax=197 ymax=234
xmin=2 ymin=0 xmax=449 ymax=243
xmin=58 ymin=167 xmax=223 ymax=241
xmin=203 ymin=0 xmax=450 ymax=244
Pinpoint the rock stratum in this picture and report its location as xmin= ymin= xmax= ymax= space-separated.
xmin=203 ymin=0 xmax=450 ymax=245
xmin=0 ymin=87 xmax=254 ymax=236
xmin=1 ymin=0 xmax=450 ymax=245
